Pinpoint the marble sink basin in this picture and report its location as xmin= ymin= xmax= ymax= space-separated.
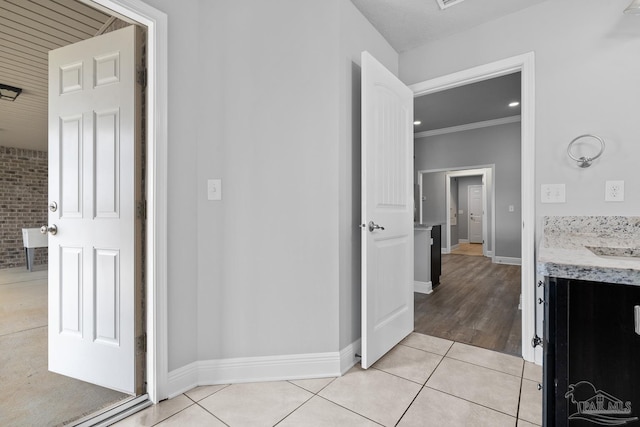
xmin=585 ymin=246 xmax=640 ymax=260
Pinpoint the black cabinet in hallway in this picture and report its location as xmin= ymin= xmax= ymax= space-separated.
xmin=431 ymin=224 xmax=441 ymax=287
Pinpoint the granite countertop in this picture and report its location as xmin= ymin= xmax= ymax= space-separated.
xmin=538 ymin=216 xmax=640 ymax=285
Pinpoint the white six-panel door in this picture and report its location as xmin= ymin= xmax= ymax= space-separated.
xmin=361 ymin=51 xmax=414 ymax=369
xmin=48 ymin=26 xmax=141 ymax=394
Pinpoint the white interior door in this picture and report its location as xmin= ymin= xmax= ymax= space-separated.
xmin=48 ymin=26 xmax=142 ymax=394
xmin=468 ymin=185 xmax=483 ymax=244
xmin=361 ymin=51 xmax=414 ymax=369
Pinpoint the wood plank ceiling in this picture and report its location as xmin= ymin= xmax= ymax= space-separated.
xmin=0 ymin=0 xmax=112 ymax=151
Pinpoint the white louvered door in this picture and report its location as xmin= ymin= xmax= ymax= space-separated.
xmin=47 ymin=26 xmax=141 ymax=394
xmin=361 ymin=52 xmax=414 ymax=368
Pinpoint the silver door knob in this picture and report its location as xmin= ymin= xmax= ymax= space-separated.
xmin=368 ymin=221 xmax=385 ymax=232
xmin=40 ymin=224 xmax=58 ymax=235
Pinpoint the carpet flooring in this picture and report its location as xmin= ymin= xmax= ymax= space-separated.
xmin=0 ymin=266 xmax=129 ymax=427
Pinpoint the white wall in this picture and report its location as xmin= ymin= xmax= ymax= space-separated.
xmin=401 ymin=0 xmax=640 ymax=242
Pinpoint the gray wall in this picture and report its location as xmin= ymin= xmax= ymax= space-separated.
xmin=415 ymin=122 xmax=521 ymax=258
xmin=142 ymin=0 xmax=397 ymax=372
xmin=337 ymin=0 xmax=399 ymax=350
xmin=457 ymin=176 xmax=483 ymax=241
xmin=401 ymin=0 xmax=640 ymax=247
xmin=421 ymin=171 xmax=446 ymax=227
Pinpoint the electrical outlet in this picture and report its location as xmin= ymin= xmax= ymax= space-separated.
xmin=605 ymin=180 xmax=624 ymax=202
xmin=541 ymin=184 xmax=566 ymax=203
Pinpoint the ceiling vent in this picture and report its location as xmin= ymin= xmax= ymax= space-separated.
xmin=436 ymin=0 xmax=465 ymax=10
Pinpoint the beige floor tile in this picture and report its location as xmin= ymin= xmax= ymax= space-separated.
xmin=112 ymin=395 xmax=194 ymax=427
xmin=401 ymin=332 xmax=453 ymax=356
xmin=398 ymin=387 xmax=517 ymax=427
xmin=427 ymin=358 xmax=521 ymax=416
xmin=199 ymin=381 xmax=313 ymax=426
xmin=278 ymin=396 xmax=380 ymax=427
xmin=184 ymin=384 xmax=229 ymax=402
xmin=446 ymin=342 xmax=524 ymax=377
xmin=289 ymin=377 xmax=336 ymax=394
xmin=517 ymin=419 xmax=540 ymax=427
xmin=319 ymin=366 xmax=421 ymax=426
xmin=518 ymin=379 xmax=542 ymax=425
xmin=155 ymin=404 xmax=226 ymax=426
xmin=373 ymin=344 xmax=442 ymax=384
xmin=523 ymin=362 xmax=542 ymax=382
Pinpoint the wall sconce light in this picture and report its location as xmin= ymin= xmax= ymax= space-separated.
xmin=0 ymin=83 xmax=22 ymax=101
xmin=625 ymin=0 xmax=640 ymax=14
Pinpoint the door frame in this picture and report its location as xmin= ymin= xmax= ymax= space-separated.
xmin=81 ymin=0 xmax=169 ymax=402
xmin=446 ymin=169 xmax=490 ymax=256
xmin=418 ymin=167 xmax=493 ymax=257
xmin=410 ymin=52 xmax=536 ymax=362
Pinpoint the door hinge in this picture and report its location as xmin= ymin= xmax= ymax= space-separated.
xmin=137 ymin=200 xmax=147 ymax=220
xmin=137 ymin=67 xmax=147 ymax=88
xmin=137 ymin=333 xmax=147 ymax=353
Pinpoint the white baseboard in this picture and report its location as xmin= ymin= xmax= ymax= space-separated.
xmin=441 ymin=248 xmax=449 ymax=254
xmin=167 ymin=341 xmax=361 ymax=398
xmin=451 ymin=243 xmax=460 ymax=251
xmin=487 ymin=250 xmax=494 ymax=257
xmin=494 ymin=256 xmax=521 ymax=265
xmin=414 ymin=280 xmax=433 ymax=294
xmin=459 ymin=239 xmax=469 ymax=243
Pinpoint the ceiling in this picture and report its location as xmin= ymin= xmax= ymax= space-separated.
xmin=349 ymin=0 xmax=550 ymax=53
xmin=0 ymin=0 xmax=112 ymax=152
xmin=0 ymin=0 xmax=536 ymax=152
xmin=414 ymin=72 xmax=521 ymax=133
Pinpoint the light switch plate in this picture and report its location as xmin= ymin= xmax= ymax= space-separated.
xmin=541 ymin=184 xmax=566 ymax=203
xmin=207 ymin=179 xmax=222 ymax=201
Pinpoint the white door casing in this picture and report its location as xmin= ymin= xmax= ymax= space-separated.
xmin=468 ymin=185 xmax=483 ymax=244
xmin=361 ymin=51 xmax=414 ymax=369
xmin=48 ymin=25 xmax=142 ymax=394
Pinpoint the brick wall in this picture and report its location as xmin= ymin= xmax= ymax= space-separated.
xmin=0 ymin=146 xmax=48 ymax=269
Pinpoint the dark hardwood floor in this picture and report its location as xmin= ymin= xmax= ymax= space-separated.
xmin=414 ymin=253 xmax=522 ymax=356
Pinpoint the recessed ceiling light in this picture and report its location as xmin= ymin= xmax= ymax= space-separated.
xmin=509 ymin=101 xmax=520 ymax=107
xmin=414 ymin=120 xmax=422 ymax=125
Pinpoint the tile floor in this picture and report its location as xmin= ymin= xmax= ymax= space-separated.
xmin=114 ymin=333 xmax=542 ymax=426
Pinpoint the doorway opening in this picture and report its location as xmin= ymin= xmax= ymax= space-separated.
xmin=410 ymin=53 xmax=535 ymax=361
xmin=1 ymin=0 xmax=167 ymax=423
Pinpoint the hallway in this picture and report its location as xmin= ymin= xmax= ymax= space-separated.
xmin=414 ymin=253 xmax=522 ymax=356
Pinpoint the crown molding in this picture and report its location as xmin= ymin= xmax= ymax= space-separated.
xmin=414 ymin=115 xmax=521 ymax=140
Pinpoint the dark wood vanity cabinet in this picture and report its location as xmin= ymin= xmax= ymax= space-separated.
xmin=544 ymin=277 xmax=640 ymax=426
